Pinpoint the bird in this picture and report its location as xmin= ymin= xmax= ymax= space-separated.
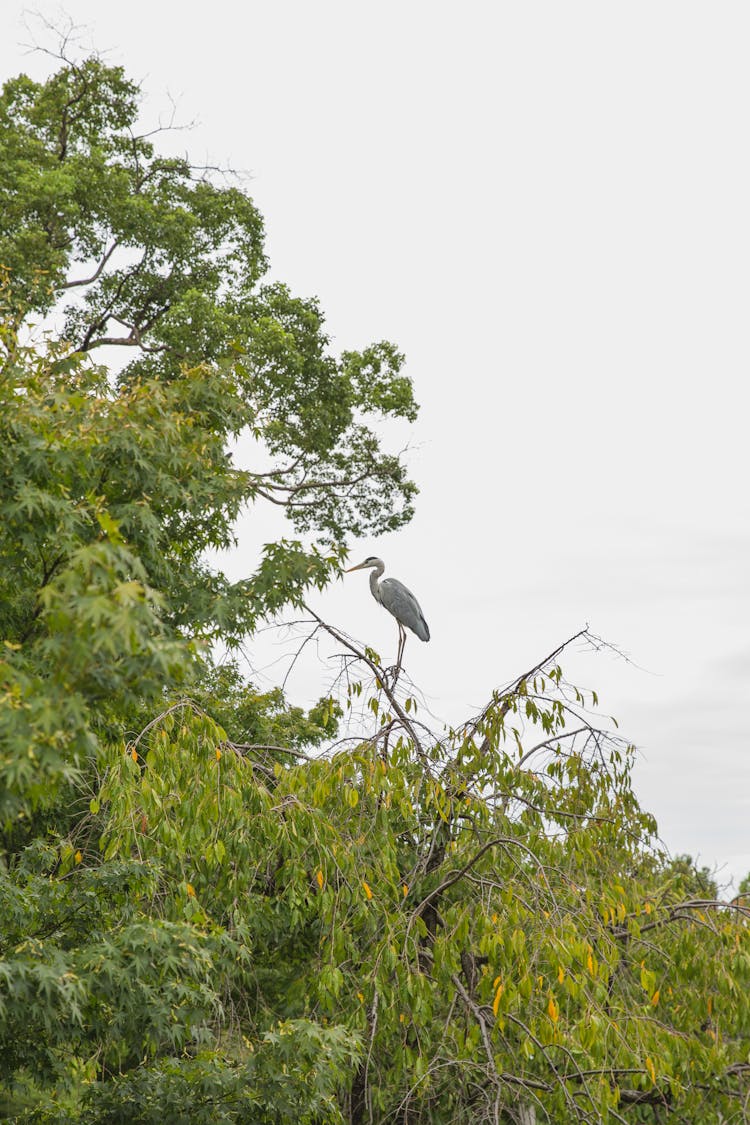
xmin=345 ymin=556 xmax=430 ymax=669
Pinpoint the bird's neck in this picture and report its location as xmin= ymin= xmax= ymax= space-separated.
xmin=369 ymin=564 xmax=384 ymax=603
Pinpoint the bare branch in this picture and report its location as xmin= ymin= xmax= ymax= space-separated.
xmin=63 ymin=242 xmax=119 ymax=289
xmin=613 ymin=896 xmax=750 ymax=941
xmin=303 ymin=604 xmax=429 ymax=764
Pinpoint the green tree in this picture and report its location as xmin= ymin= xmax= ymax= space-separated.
xmin=3 ymin=45 xmax=750 ymax=1125
xmin=102 ymin=627 xmax=750 ymax=1124
xmin=0 ymin=41 xmax=415 ymax=831
xmin=660 ymin=853 xmax=719 ymax=900
xmin=6 ymin=618 xmax=749 ymax=1122
xmin=0 ymin=47 xmax=417 ymax=551
xmin=0 ymin=41 xmax=414 ymax=1121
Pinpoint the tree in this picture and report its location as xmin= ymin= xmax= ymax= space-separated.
xmin=0 ymin=44 xmax=418 ymax=555
xmin=3 ymin=44 xmax=750 ymax=1125
xmin=5 ymin=608 xmax=750 ymax=1122
xmin=0 ymin=40 xmax=416 ymax=833
xmin=660 ymin=854 xmax=719 ymax=900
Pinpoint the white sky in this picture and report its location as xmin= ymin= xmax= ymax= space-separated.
xmin=2 ymin=2 xmax=748 ymax=889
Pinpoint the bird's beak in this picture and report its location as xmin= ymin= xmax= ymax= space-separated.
xmin=345 ymin=561 xmax=367 ymax=573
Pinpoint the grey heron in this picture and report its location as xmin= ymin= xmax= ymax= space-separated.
xmin=345 ymin=556 xmax=430 ymax=668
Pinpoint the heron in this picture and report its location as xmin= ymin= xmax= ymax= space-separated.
xmin=345 ymin=556 xmax=430 ymax=669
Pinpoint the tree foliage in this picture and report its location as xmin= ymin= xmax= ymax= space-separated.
xmin=2 ymin=43 xmax=750 ymax=1125
xmin=4 ymin=615 xmax=750 ymax=1122
xmin=0 ymin=49 xmax=418 ymax=546
xmin=0 ymin=39 xmax=415 ymax=833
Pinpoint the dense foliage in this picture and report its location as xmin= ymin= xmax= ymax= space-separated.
xmin=0 ymin=51 xmax=417 ymax=545
xmin=2 ymin=46 xmax=749 ymax=1125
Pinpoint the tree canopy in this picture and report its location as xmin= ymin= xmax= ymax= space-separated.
xmin=0 ymin=51 xmax=417 ymax=548
xmin=2 ymin=45 xmax=750 ymax=1125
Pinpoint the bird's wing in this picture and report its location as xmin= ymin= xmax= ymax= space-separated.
xmin=380 ymin=578 xmax=430 ymax=642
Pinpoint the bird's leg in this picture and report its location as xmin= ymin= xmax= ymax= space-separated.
xmin=395 ymin=624 xmax=406 ymax=677
xmin=385 ymin=626 xmax=406 ymax=684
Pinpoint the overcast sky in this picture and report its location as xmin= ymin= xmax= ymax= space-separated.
xmin=2 ymin=2 xmax=748 ymax=889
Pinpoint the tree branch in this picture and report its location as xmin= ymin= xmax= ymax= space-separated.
xmin=302 ymin=606 xmax=428 ymax=764
xmin=63 ymin=241 xmax=119 ymax=289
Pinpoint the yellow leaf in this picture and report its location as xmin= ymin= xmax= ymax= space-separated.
xmin=586 ymin=952 xmax=594 ymax=975
xmin=547 ymin=995 xmax=559 ymax=1023
xmin=363 ymin=880 xmax=373 ymax=900
xmin=357 ymin=991 xmax=365 ymax=1003
xmin=645 ymin=1057 xmax=656 ymax=1085
xmin=492 ymin=913 xmax=498 ymax=924
xmin=215 ymin=748 xmax=222 ymax=761
xmin=557 ymin=965 xmax=565 ymax=984
xmin=402 ymin=883 xmax=408 ymax=897
xmin=74 ymin=850 xmax=82 ymax=865
xmin=644 ymin=900 xmax=652 ymax=914
xmin=492 ymin=982 xmax=504 ymax=1016
xmin=651 ymin=989 xmax=660 ymax=1007
xmin=186 ymin=883 xmax=196 ymax=898
xmin=316 ymin=870 xmax=324 ymax=889
xmin=399 ymin=1013 xmax=405 ymax=1023
xmin=131 ymin=748 xmax=138 ymax=762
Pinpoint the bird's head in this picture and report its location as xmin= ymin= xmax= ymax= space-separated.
xmin=345 ymin=556 xmax=384 ymax=573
